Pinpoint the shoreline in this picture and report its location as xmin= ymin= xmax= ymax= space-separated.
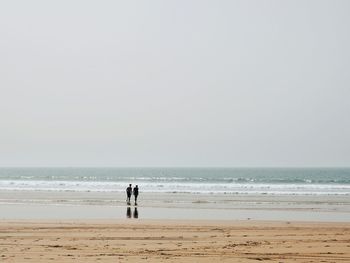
xmin=1 ymin=218 xmax=350 ymax=225
xmin=1 ymin=202 xmax=350 ymax=222
xmin=1 ymin=189 xmax=350 ymax=222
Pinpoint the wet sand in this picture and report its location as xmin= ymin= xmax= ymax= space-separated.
xmin=1 ymin=220 xmax=349 ymax=262
xmin=1 ymin=190 xmax=350 ymax=222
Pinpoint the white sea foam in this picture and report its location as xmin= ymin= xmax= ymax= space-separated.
xmin=0 ymin=180 xmax=349 ymax=195
xmin=1 ymin=168 xmax=349 ymax=195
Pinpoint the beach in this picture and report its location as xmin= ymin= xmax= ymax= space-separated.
xmin=1 ymin=189 xmax=350 ymax=222
xmin=1 ymin=220 xmax=349 ymax=262
xmin=2 ymin=0 xmax=350 ymax=260
xmin=1 ymin=168 xmax=349 ymax=262
xmin=1 ymin=191 xmax=350 ymax=262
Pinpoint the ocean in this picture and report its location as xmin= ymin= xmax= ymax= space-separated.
xmin=0 ymin=167 xmax=349 ymax=195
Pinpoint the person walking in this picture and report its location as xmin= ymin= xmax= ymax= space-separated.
xmin=126 ymin=184 xmax=132 ymax=205
xmin=133 ymin=185 xmax=139 ymax=205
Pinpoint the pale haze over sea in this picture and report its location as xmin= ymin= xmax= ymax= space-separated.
xmin=0 ymin=0 xmax=349 ymax=168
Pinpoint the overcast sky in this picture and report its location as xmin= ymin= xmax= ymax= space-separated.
xmin=0 ymin=0 xmax=349 ymax=167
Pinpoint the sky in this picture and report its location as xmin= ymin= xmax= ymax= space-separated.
xmin=0 ymin=0 xmax=349 ymax=167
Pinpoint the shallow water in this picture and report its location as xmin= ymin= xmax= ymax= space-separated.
xmin=0 ymin=167 xmax=349 ymax=195
xmin=1 ymin=190 xmax=349 ymax=222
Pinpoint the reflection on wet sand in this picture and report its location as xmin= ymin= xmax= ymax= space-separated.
xmin=126 ymin=207 xmax=131 ymax=218
xmin=133 ymin=207 xmax=138 ymax=218
xmin=126 ymin=207 xmax=138 ymax=219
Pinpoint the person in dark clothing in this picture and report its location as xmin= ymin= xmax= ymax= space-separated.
xmin=126 ymin=184 xmax=132 ymax=204
xmin=133 ymin=185 xmax=139 ymax=205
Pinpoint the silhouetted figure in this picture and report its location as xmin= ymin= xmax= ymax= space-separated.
xmin=133 ymin=207 xmax=138 ymax=218
xmin=126 ymin=184 xmax=132 ymax=205
xmin=133 ymin=185 xmax=139 ymax=205
xmin=126 ymin=207 xmax=132 ymax=218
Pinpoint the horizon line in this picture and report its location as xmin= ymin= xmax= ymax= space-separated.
xmin=0 ymin=166 xmax=349 ymax=169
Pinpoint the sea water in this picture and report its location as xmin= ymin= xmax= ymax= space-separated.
xmin=1 ymin=167 xmax=350 ymax=221
xmin=0 ymin=167 xmax=349 ymax=195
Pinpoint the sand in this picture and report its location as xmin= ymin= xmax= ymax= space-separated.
xmin=1 ymin=189 xmax=350 ymax=222
xmin=0 ymin=220 xmax=349 ymax=262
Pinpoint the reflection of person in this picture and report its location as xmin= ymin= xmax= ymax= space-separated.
xmin=126 ymin=207 xmax=139 ymax=219
xmin=126 ymin=207 xmax=131 ymax=218
xmin=133 ymin=207 xmax=138 ymax=218
xmin=133 ymin=185 xmax=139 ymax=205
xmin=126 ymin=184 xmax=132 ymax=204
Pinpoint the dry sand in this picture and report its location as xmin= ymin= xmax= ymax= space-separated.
xmin=0 ymin=220 xmax=349 ymax=262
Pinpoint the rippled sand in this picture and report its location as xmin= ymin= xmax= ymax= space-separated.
xmin=1 ymin=220 xmax=349 ymax=262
